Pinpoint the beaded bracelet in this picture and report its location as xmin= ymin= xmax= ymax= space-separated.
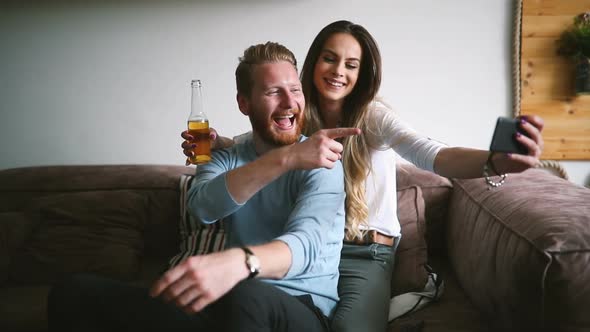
xmin=483 ymin=153 xmax=507 ymax=189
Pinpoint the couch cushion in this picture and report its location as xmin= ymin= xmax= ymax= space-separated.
xmin=387 ymin=255 xmax=491 ymax=332
xmin=0 ymin=212 xmax=39 ymax=284
xmin=448 ymin=169 xmax=590 ymax=330
xmin=9 ymin=190 xmax=149 ymax=284
xmin=391 ymin=186 xmax=428 ymax=297
xmin=0 ymin=285 xmax=51 ymax=332
xmin=396 ymin=163 xmax=452 ymax=252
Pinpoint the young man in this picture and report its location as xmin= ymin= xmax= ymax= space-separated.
xmin=48 ymin=42 xmax=360 ymax=332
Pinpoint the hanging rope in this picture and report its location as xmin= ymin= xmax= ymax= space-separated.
xmin=512 ymin=0 xmax=522 ymax=119
xmin=512 ymin=0 xmax=569 ymax=180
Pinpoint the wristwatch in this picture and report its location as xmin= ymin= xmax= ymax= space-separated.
xmin=241 ymin=247 xmax=260 ymax=279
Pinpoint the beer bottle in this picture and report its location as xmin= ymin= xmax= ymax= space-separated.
xmin=187 ymin=79 xmax=211 ymax=164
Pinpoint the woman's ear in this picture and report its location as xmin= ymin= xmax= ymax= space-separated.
xmin=237 ymin=94 xmax=250 ymax=116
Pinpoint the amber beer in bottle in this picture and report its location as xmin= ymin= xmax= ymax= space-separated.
xmin=187 ymin=79 xmax=211 ymax=164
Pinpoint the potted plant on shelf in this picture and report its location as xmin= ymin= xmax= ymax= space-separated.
xmin=557 ymin=12 xmax=590 ymax=95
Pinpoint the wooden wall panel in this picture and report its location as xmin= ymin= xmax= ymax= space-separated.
xmin=520 ymin=0 xmax=590 ymax=159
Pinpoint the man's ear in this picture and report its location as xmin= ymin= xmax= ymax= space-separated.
xmin=237 ymin=94 xmax=250 ymax=116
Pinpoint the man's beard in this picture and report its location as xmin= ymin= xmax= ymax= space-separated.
xmin=249 ymin=110 xmax=305 ymax=146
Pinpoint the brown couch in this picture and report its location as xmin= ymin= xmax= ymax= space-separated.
xmin=0 ymin=164 xmax=588 ymax=332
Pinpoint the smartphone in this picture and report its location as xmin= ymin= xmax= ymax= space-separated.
xmin=489 ymin=117 xmax=528 ymax=154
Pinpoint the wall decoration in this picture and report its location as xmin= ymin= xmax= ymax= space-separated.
xmin=513 ymin=0 xmax=590 ymax=161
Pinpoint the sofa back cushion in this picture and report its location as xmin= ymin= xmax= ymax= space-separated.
xmin=10 ymin=191 xmax=148 ymax=283
xmin=0 ymin=212 xmax=38 ymax=283
xmin=0 ymin=165 xmax=193 ymax=285
xmin=391 ymin=186 xmax=428 ymax=296
xmin=448 ymin=169 xmax=590 ymax=330
xmin=396 ymin=163 xmax=453 ymax=253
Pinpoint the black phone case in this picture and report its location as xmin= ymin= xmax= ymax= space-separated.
xmin=489 ymin=117 xmax=528 ymax=154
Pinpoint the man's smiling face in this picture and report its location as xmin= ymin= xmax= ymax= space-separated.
xmin=240 ymin=60 xmax=306 ymax=146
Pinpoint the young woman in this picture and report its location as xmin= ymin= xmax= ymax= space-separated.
xmin=182 ymin=20 xmax=545 ymax=332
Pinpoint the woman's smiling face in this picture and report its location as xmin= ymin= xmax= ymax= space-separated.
xmin=313 ymin=32 xmax=362 ymax=105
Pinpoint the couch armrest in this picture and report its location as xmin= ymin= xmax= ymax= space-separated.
xmin=447 ymin=169 xmax=590 ymax=330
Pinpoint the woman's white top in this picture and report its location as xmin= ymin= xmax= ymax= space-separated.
xmin=233 ymin=98 xmax=446 ymax=237
xmin=363 ymin=99 xmax=445 ymax=237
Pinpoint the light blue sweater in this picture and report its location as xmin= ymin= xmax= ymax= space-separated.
xmin=187 ymin=135 xmax=346 ymax=318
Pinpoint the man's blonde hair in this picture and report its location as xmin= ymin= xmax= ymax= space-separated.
xmin=235 ymin=42 xmax=298 ymax=97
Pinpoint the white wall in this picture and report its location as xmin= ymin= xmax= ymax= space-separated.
xmin=1 ymin=0 xmax=588 ymax=186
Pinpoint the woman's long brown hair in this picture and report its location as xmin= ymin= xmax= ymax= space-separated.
xmin=300 ymin=20 xmax=382 ymax=241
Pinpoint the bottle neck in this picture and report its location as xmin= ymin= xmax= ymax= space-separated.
xmin=190 ymin=80 xmax=207 ymax=120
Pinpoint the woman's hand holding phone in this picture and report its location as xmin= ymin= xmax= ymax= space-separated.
xmin=488 ymin=115 xmax=544 ymax=174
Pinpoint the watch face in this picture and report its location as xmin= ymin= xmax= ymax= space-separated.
xmin=242 ymin=247 xmax=260 ymax=279
xmin=247 ymin=254 xmax=261 ymax=273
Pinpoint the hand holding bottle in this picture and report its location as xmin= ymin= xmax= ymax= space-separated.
xmin=182 ymin=129 xmax=215 ymax=166
xmin=181 ymin=128 xmax=237 ymax=166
